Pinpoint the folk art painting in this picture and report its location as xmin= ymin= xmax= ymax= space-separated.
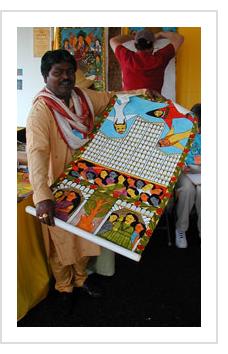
xmin=28 ymin=93 xmax=197 ymax=261
xmin=54 ymin=27 xmax=106 ymax=91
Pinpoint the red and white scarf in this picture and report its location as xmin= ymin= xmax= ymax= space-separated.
xmin=34 ymin=86 xmax=94 ymax=150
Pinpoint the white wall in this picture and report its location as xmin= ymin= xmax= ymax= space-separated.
xmin=17 ymin=28 xmax=52 ymax=127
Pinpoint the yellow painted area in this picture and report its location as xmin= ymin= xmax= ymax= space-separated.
xmin=176 ymin=27 xmax=201 ymax=109
xmin=17 ymin=195 xmax=51 ymax=320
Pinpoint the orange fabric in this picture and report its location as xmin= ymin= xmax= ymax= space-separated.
xmin=26 ymin=89 xmax=112 ymax=205
xmin=26 ymin=89 xmax=112 ymax=274
xmin=42 ymin=223 xmax=100 ymax=263
xmin=49 ymin=237 xmax=89 ymax=292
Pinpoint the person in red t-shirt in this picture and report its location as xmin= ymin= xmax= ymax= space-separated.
xmin=110 ymin=29 xmax=184 ymax=93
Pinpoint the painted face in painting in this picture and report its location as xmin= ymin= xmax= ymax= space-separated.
xmin=78 ymin=162 xmax=88 ymax=169
xmin=109 ymin=171 xmax=118 ymax=179
xmin=150 ymin=196 xmax=160 ymax=207
xmin=45 ymin=62 xmax=75 ymax=101
xmin=78 ymin=35 xmax=84 ymax=44
xmin=127 ymin=188 xmax=138 ymax=198
xmin=118 ymin=175 xmax=126 ymax=184
xmin=66 ymin=191 xmax=77 ymax=201
xmin=54 ymin=190 xmax=64 ymax=200
xmin=109 ymin=214 xmax=118 ymax=223
xmin=114 ymin=123 xmax=127 ymax=134
xmin=125 ymin=214 xmax=136 ymax=225
xmin=86 ymin=171 xmax=96 ymax=180
xmin=135 ymin=180 xmax=145 ymax=189
xmin=135 ymin=223 xmax=144 ymax=233
xmin=100 ymin=170 xmax=108 ymax=179
xmin=140 ymin=193 xmax=149 ymax=202
xmin=153 ymin=110 xmax=164 ymax=118
xmin=158 ymin=137 xmax=171 ymax=147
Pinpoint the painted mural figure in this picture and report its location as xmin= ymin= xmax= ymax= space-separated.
xmin=158 ymin=125 xmax=192 ymax=150
xmin=99 ymin=212 xmax=140 ymax=250
xmin=74 ymin=31 xmax=90 ymax=61
xmin=108 ymin=95 xmax=136 ymax=134
xmin=58 ymin=27 xmax=106 ymax=90
xmin=130 ymin=223 xmax=146 ymax=251
xmin=113 ymin=97 xmax=130 ymax=134
xmin=54 ymin=190 xmax=81 ymax=222
xmin=62 ymin=38 xmax=71 ymax=51
xmin=146 ymin=101 xmax=194 ymax=129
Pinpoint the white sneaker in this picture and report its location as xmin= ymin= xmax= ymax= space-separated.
xmin=175 ymin=229 xmax=188 ymax=248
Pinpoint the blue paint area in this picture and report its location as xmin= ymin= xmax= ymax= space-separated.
xmin=158 ymin=118 xmax=193 ymax=154
xmin=72 ymin=129 xmax=84 ymax=140
xmin=100 ymin=116 xmax=137 ymax=139
xmin=99 ymin=96 xmax=193 ymax=154
xmin=100 ymin=96 xmax=169 ymax=138
xmin=126 ymin=96 xmax=169 ymax=117
xmin=180 ymin=138 xmax=188 ymax=145
xmin=160 ymin=118 xmax=193 ymax=137
xmin=159 ymin=146 xmax=183 ymax=154
xmin=185 ymin=134 xmax=201 ymax=165
xmin=160 ymin=124 xmax=170 ymax=138
xmin=129 ymin=27 xmax=145 ymax=32
xmin=162 ymin=27 xmax=177 ymax=32
xmin=61 ymin=28 xmax=103 ymax=42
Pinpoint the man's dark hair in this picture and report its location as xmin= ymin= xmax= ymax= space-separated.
xmin=41 ymin=49 xmax=77 ymax=79
xmin=135 ymin=38 xmax=153 ymax=51
xmin=191 ymin=103 xmax=201 ymax=129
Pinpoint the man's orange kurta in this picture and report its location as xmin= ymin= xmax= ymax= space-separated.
xmin=26 ymin=88 xmax=112 ymax=264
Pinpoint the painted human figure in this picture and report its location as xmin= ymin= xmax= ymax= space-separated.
xmin=114 ymin=213 xmax=139 ymax=249
xmin=108 ymin=96 xmax=135 ymax=134
xmin=146 ymin=101 xmax=194 ymax=129
xmin=130 ymin=223 xmax=146 ymax=250
xmin=55 ymin=190 xmax=81 ymax=222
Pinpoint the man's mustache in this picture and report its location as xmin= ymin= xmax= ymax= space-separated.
xmin=60 ymin=80 xmax=73 ymax=85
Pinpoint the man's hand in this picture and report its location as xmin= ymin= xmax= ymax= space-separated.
xmin=154 ymin=31 xmax=184 ymax=52
xmin=154 ymin=31 xmax=164 ymax=41
xmin=146 ymin=89 xmax=167 ymax=102
xmin=110 ymin=34 xmax=134 ymax=52
xmin=36 ymin=199 xmax=55 ymax=226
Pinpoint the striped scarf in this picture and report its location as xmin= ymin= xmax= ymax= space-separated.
xmin=34 ymin=86 xmax=94 ymax=150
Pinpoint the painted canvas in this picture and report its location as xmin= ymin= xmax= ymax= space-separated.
xmin=55 ymin=27 xmax=106 ymax=91
xmin=46 ymin=93 xmax=198 ymax=261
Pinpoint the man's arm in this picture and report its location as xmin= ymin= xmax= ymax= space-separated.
xmin=26 ymin=101 xmax=55 ymax=226
xmin=154 ymin=31 xmax=184 ymax=52
xmin=109 ymin=34 xmax=134 ymax=53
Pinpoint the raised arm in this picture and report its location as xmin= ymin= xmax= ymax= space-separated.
xmin=109 ymin=34 xmax=134 ymax=53
xmin=154 ymin=31 xmax=184 ymax=52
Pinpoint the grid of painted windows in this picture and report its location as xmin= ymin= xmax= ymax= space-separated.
xmin=82 ymin=116 xmax=180 ymax=186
